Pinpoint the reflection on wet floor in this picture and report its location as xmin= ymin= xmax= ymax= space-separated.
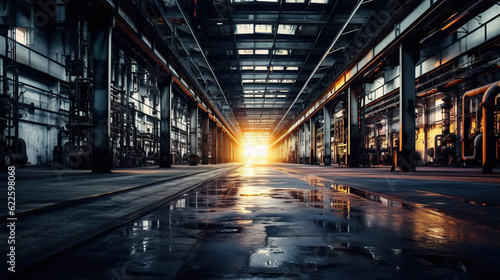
xmin=23 ymin=165 xmax=500 ymax=280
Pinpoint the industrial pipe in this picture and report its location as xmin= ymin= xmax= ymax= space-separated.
xmin=482 ymin=81 xmax=500 ymax=173
xmin=461 ymin=81 xmax=500 ymax=173
xmin=461 ymin=82 xmax=494 ymax=162
xmin=462 ymin=134 xmax=482 ymax=162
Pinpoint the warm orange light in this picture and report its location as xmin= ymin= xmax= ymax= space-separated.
xmin=242 ymin=145 xmax=268 ymax=163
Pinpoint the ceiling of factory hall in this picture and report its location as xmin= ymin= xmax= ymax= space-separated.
xmin=163 ymin=0 xmax=393 ymax=144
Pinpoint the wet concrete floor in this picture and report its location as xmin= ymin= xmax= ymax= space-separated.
xmin=21 ymin=164 xmax=500 ymax=279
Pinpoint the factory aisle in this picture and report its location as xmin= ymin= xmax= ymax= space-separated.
xmin=19 ymin=164 xmax=500 ymax=279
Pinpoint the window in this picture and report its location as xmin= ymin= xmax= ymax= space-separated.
xmin=286 ymin=0 xmax=305 ymax=2
xmin=255 ymin=49 xmax=269 ymax=55
xmin=254 ymin=66 xmax=268 ymax=70
xmin=242 ymin=66 xmax=254 ymax=70
xmin=255 ymin=24 xmax=273 ymax=34
xmin=274 ymin=49 xmax=289 ymax=55
xmin=311 ymin=0 xmax=328 ymax=3
xmin=235 ymin=24 xmax=254 ymax=34
xmin=277 ymin=24 xmax=297 ymax=35
xmin=286 ymin=66 xmax=299 ymax=71
xmin=15 ymin=27 xmax=31 ymax=45
xmin=270 ymin=66 xmax=284 ymax=71
xmin=238 ymin=49 xmax=254 ymax=55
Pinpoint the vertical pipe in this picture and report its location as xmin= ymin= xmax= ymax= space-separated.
xmin=482 ymin=82 xmax=500 ymax=174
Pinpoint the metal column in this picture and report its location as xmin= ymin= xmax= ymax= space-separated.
xmin=90 ymin=11 xmax=112 ymax=173
xmin=201 ymin=113 xmax=209 ymax=164
xmin=398 ymin=39 xmax=418 ymax=172
xmin=222 ymin=131 xmax=228 ymax=163
xmin=189 ymin=106 xmax=199 ymax=166
xmin=159 ymin=76 xmax=172 ymax=168
xmin=299 ymin=126 xmax=304 ymax=164
xmin=310 ymin=118 xmax=316 ymax=165
xmin=348 ymin=84 xmax=359 ymax=167
xmin=217 ymin=126 xmax=223 ymax=163
xmin=304 ymin=121 xmax=310 ymax=164
xmin=210 ymin=120 xmax=217 ymax=164
xmin=323 ymin=107 xmax=331 ymax=165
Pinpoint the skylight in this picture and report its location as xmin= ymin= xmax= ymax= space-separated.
xmin=274 ymin=49 xmax=289 ymax=55
xmin=271 ymin=66 xmax=284 ymax=71
xmin=282 ymin=79 xmax=295 ymax=83
xmin=238 ymin=49 xmax=254 ymax=55
xmin=277 ymin=24 xmax=297 ymax=35
xmin=254 ymin=66 xmax=268 ymax=70
xmin=285 ymin=0 xmax=305 ymax=3
xmin=256 ymin=0 xmax=278 ymax=2
xmin=286 ymin=66 xmax=299 ymax=70
xmin=241 ymin=66 xmax=254 ymax=70
xmin=255 ymin=24 xmax=273 ymax=34
xmin=311 ymin=0 xmax=328 ymax=3
xmin=235 ymin=24 xmax=254 ymax=34
xmin=255 ymin=49 xmax=269 ymax=55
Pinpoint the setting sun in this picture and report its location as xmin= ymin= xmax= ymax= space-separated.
xmin=242 ymin=145 xmax=268 ymax=163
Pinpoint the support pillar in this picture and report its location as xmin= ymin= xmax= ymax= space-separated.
xmin=323 ymin=107 xmax=332 ymax=165
xmin=159 ymin=76 xmax=172 ymax=168
xmin=398 ymin=39 xmax=418 ymax=172
xmin=305 ymin=121 xmax=310 ymax=164
xmin=201 ymin=113 xmax=209 ymax=164
xmin=217 ymin=126 xmax=223 ymax=163
xmin=189 ymin=106 xmax=199 ymax=166
xmin=348 ymin=84 xmax=360 ymax=167
xmin=299 ymin=125 xmax=304 ymax=163
xmin=222 ymin=132 xmax=228 ymax=163
xmin=90 ymin=11 xmax=113 ymax=173
xmin=310 ymin=118 xmax=316 ymax=165
xmin=210 ymin=120 xmax=217 ymax=164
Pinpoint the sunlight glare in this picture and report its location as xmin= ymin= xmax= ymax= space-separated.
xmin=242 ymin=145 xmax=268 ymax=163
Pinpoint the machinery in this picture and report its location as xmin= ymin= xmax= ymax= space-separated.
xmin=1 ymin=66 xmax=28 ymax=169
